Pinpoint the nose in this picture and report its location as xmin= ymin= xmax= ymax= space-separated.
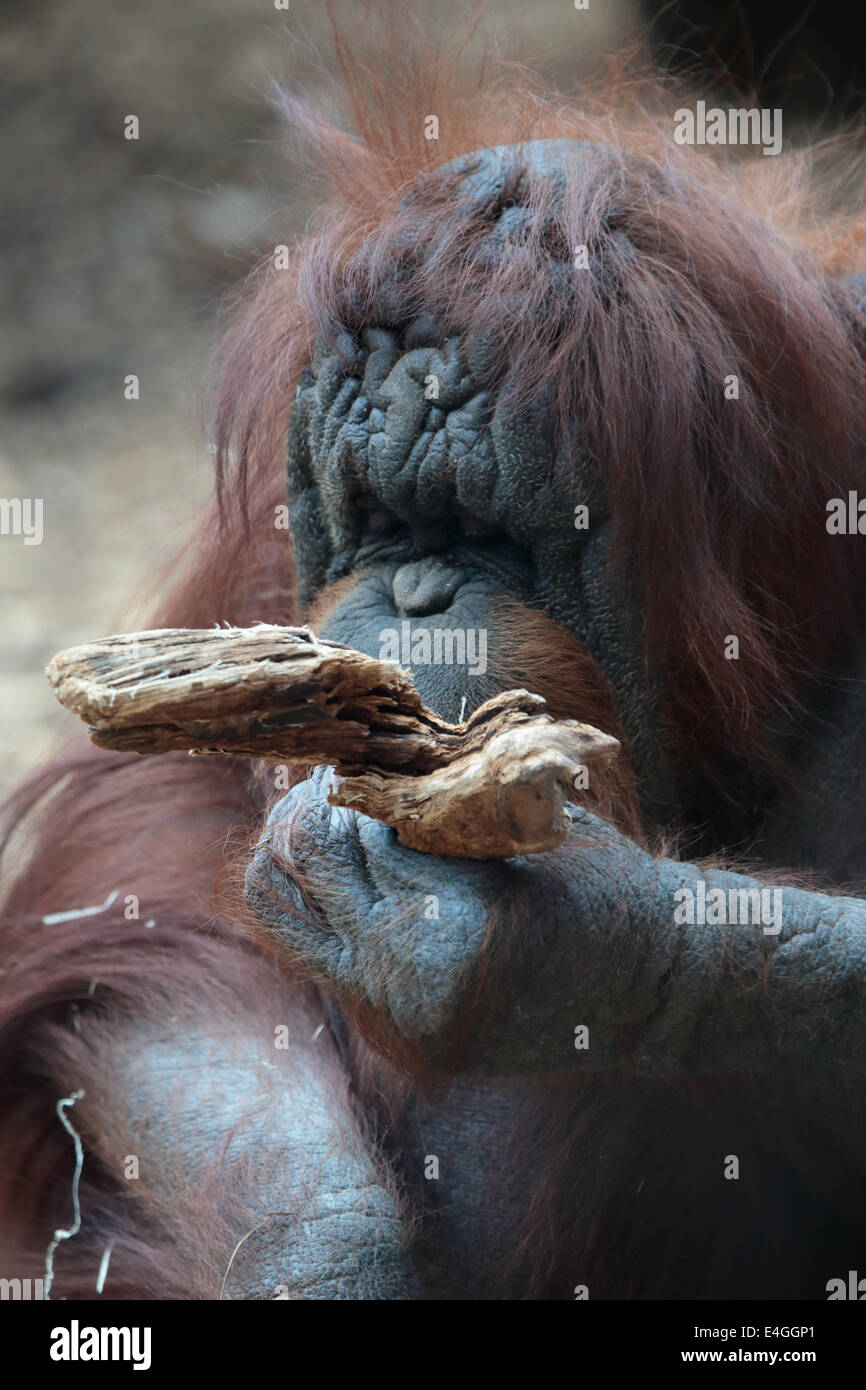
xmin=392 ymin=556 xmax=467 ymax=617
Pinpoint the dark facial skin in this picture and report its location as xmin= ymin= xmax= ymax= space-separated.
xmin=237 ymin=148 xmax=866 ymax=1300
xmin=28 ymin=140 xmax=864 ymax=1302
xmin=284 ymin=143 xmax=683 ymax=822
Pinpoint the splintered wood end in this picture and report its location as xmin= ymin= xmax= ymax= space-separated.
xmin=46 ymin=624 xmax=620 ymax=858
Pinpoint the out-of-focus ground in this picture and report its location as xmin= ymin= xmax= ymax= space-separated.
xmin=0 ymin=0 xmax=637 ymax=794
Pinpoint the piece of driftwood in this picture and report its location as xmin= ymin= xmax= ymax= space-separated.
xmin=46 ymin=625 xmax=620 ymax=858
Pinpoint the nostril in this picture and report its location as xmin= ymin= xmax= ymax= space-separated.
xmin=393 ymin=557 xmax=466 ymax=617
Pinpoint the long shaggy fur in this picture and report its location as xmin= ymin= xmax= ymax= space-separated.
xmin=3 ymin=6 xmax=866 ymax=1297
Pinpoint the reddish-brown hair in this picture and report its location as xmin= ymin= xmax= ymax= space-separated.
xmin=215 ymin=10 xmax=866 ymax=787
xmin=3 ymin=7 xmax=866 ymax=1296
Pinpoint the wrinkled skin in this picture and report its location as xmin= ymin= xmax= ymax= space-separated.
xmin=233 ymin=144 xmax=866 ymax=1299
xmin=247 ymin=775 xmax=866 ymax=1086
xmin=36 ymin=140 xmax=866 ymax=1301
xmin=240 ymin=568 xmax=866 ymax=1299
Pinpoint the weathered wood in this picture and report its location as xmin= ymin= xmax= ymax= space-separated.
xmin=46 ymin=625 xmax=621 ymax=858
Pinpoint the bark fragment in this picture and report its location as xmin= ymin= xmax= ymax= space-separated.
xmin=46 ymin=625 xmax=620 ymax=858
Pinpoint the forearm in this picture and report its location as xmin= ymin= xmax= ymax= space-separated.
xmin=245 ymin=779 xmax=866 ymax=1089
xmin=462 ymin=809 xmax=866 ymax=1084
xmin=71 ymin=993 xmax=415 ymax=1299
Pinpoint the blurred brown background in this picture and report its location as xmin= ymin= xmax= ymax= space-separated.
xmin=1 ymin=0 xmax=861 ymax=793
xmin=0 ymin=0 xmax=640 ymax=792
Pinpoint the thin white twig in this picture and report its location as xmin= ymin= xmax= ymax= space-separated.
xmin=43 ymin=1089 xmax=86 ymax=1300
xmin=42 ymin=890 xmax=119 ymax=926
xmin=96 ymin=1241 xmax=114 ymax=1295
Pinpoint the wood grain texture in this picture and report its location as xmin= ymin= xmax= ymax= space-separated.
xmin=46 ymin=625 xmax=621 ymax=858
